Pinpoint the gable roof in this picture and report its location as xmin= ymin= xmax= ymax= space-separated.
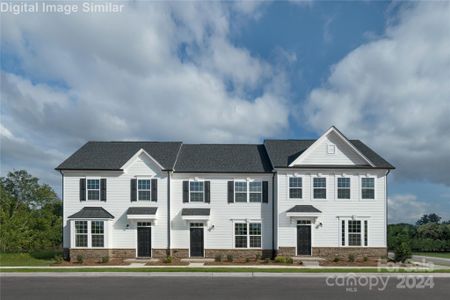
xmin=56 ymin=141 xmax=182 ymax=171
xmin=68 ymin=207 xmax=114 ymax=219
xmin=264 ymin=139 xmax=394 ymax=169
xmin=173 ymin=144 xmax=272 ymax=173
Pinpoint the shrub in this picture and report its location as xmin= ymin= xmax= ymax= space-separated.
xmin=286 ymin=257 xmax=294 ymax=264
xmin=275 ymin=256 xmax=287 ymax=263
xmin=348 ymin=254 xmax=355 ymax=262
xmin=363 ymin=256 xmax=368 ymax=262
xmin=76 ymin=254 xmax=84 ymax=264
xmin=245 ymin=258 xmax=250 ymax=263
xmin=101 ymin=256 xmax=109 ymax=264
xmin=333 ymin=256 xmax=340 ymax=263
xmin=163 ymin=256 xmax=173 ymax=264
xmin=31 ymin=249 xmax=60 ymax=260
xmin=394 ymin=242 xmax=412 ymax=263
xmin=226 ymin=254 xmax=233 ymax=262
xmin=255 ymin=254 xmax=262 ymax=261
xmin=214 ymin=254 xmax=223 ymax=262
xmin=54 ymin=255 xmax=63 ymax=264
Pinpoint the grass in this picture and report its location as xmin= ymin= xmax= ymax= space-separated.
xmin=0 ymin=253 xmax=55 ymax=266
xmin=413 ymin=252 xmax=450 ymax=259
xmin=1 ymin=267 xmax=450 ymax=273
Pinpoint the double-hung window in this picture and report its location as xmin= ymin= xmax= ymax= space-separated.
xmin=189 ymin=181 xmax=204 ymax=202
xmin=91 ymin=221 xmax=104 ymax=247
xmin=289 ymin=177 xmax=302 ymax=199
xmin=234 ymin=181 xmax=262 ymax=203
xmin=337 ymin=178 xmax=350 ymax=199
xmin=341 ymin=219 xmax=368 ymax=247
xmin=75 ymin=221 xmax=88 ymax=247
xmin=313 ymin=178 xmax=326 ymax=199
xmin=249 ymin=182 xmax=262 ymax=202
xmin=234 ymin=222 xmax=261 ymax=248
xmin=361 ymin=178 xmax=375 ymax=199
xmin=87 ymin=179 xmax=100 ymax=200
xmin=234 ymin=181 xmax=247 ymax=202
xmin=348 ymin=220 xmax=362 ymax=246
xmin=137 ymin=179 xmax=151 ymax=201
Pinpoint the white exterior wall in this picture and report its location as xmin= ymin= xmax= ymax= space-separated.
xmin=63 ymin=153 xmax=168 ymax=251
xmin=170 ymin=173 xmax=273 ymax=250
xmin=277 ymin=169 xmax=387 ymax=249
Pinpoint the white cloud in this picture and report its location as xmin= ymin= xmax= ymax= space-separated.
xmin=0 ymin=2 xmax=290 ymax=188
xmin=388 ymin=194 xmax=427 ymax=224
xmin=304 ymin=2 xmax=450 ymax=186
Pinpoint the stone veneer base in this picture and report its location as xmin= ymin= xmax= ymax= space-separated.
xmin=277 ymin=247 xmax=387 ymax=259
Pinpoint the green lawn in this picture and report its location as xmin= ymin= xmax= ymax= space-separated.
xmin=0 ymin=253 xmax=55 ymax=266
xmin=2 ymin=267 xmax=450 ymax=273
xmin=413 ymin=252 xmax=450 ymax=259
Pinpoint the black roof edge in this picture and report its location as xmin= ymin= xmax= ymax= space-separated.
xmin=172 ymin=171 xmax=275 ymax=174
xmin=55 ymin=168 xmax=124 ymax=171
xmin=273 ymin=165 xmax=395 ymax=170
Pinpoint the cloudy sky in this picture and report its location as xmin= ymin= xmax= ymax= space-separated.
xmin=1 ymin=1 xmax=449 ymax=224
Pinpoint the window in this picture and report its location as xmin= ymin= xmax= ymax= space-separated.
xmin=137 ymin=222 xmax=151 ymax=227
xmin=361 ymin=178 xmax=375 ymax=199
xmin=75 ymin=221 xmax=88 ymax=247
xmin=91 ymin=221 xmax=104 ymax=247
xmin=327 ymin=144 xmax=336 ymax=154
xmin=137 ymin=179 xmax=151 ymax=201
xmin=297 ymin=220 xmax=311 ymax=225
xmin=249 ymin=182 xmax=262 ymax=203
xmin=341 ymin=220 xmax=345 ymax=246
xmin=337 ymin=178 xmax=350 ymax=199
xmin=313 ymin=178 xmax=326 ymax=199
xmin=87 ymin=179 xmax=100 ymax=200
xmin=189 ymin=181 xmax=204 ymax=202
xmin=289 ymin=177 xmax=302 ymax=199
xmin=364 ymin=220 xmax=368 ymax=246
xmin=234 ymin=182 xmax=247 ymax=202
xmin=348 ymin=220 xmax=361 ymax=246
xmin=234 ymin=222 xmax=261 ymax=248
xmin=234 ymin=223 xmax=247 ymax=248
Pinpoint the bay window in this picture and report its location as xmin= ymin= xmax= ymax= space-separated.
xmin=73 ymin=220 xmax=105 ymax=248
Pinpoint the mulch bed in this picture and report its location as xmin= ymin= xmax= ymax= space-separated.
xmin=52 ymin=259 xmax=130 ymax=266
xmin=319 ymin=259 xmax=379 ymax=267
xmin=205 ymin=260 xmax=302 ymax=266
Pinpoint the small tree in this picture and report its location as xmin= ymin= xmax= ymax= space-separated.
xmin=394 ymin=242 xmax=412 ymax=263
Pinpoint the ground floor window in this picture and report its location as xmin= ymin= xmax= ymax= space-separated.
xmin=234 ymin=222 xmax=261 ymax=248
xmin=341 ymin=219 xmax=368 ymax=247
xmin=73 ymin=220 xmax=105 ymax=248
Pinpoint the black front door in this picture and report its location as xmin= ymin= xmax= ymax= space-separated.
xmin=137 ymin=227 xmax=151 ymax=257
xmin=297 ymin=225 xmax=311 ymax=255
xmin=190 ymin=227 xmax=204 ymax=257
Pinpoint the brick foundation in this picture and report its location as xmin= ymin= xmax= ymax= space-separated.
xmin=153 ymin=249 xmax=170 ymax=258
xmin=170 ymin=249 xmax=189 ymax=259
xmin=277 ymin=247 xmax=296 ymax=257
xmin=69 ymin=248 xmax=135 ymax=261
xmin=205 ymin=249 xmax=272 ymax=261
xmin=312 ymin=247 xmax=387 ymax=259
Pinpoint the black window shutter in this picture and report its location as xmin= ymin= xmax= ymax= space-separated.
xmin=262 ymin=181 xmax=269 ymax=203
xmin=183 ymin=181 xmax=189 ymax=203
xmin=227 ymin=181 xmax=234 ymax=203
xmin=100 ymin=179 xmax=107 ymax=202
xmin=151 ymin=179 xmax=158 ymax=202
xmin=205 ymin=181 xmax=210 ymax=203
xmin=130 ymin=179 xmax=137 ymax=202
xmin=80 ymin=178 xmax=86 ymax=201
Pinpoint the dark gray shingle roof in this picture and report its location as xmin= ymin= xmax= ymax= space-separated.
xmin=287 ymin=205 xmax=322 ymax=213
xmin=174 ymin=144 xmax=272 ymax=173
xmin=68 ymin=207 xmax=114 ymax=219
xmin=181 ymin=208 xmax=210 ymax=216
xmin=127 ymin=207 xmax=157 ymax=215
xmin=264 ymin=139 xmax=394 ymax=169
xmin=56 ymin=141 xmax=182 ymax=170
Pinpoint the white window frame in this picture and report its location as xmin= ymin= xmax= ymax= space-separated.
xmin=137 ymin=178 xmax=152 ymax=201
xmin=327 ymin=144 xmax=336 ymax=154
xmin=72 ymin=220 xmax=107 ymax=248
xmin=313 ymin=177 xmax=327 ymax=199
xmin=86 ymin=178 xmax=100 ymax=201
xmin=75 ymin=220 xmax=88 ymax=247
xmin=288 ymin=176 xmax=302 ymax=199
xmin=234 ymin=180 xmax=263 ymax=203
xmin=340 ymin=219 xmax=368 ymax=247
xmin=337 ymin=177 xmax=351 ymax=199
xmin=91 ymin=221 xmax=105 ymax=248
xmin=189 ymin=180 xmax=205 ymax=203
xmin=233 ymin=221 xmax=262 ymax=249
xmin=361 ymin=177 xmax=375 ymax=200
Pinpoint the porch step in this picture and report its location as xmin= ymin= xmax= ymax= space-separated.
xmin=124 ymin=258 xmax=160 ymax=264
xmin=292 ymin=256 xmax=325 ymax=261
xmin=181 ymin=258 xmax=214 ymax=263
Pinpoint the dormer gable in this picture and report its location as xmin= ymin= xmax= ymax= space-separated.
xmin=121 ymin=148 xmax=163 ymax=175
xmin=288 ymin=126 xmax=375 ymax=167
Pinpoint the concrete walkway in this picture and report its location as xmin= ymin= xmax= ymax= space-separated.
xmin=411 ymin=255 xmax=450 ymax=267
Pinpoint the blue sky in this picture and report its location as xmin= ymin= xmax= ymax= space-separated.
xmin=1 ymin=1 xmax=449 ymax=224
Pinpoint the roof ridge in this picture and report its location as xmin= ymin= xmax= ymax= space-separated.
xmin=86 ymin=141 xmax=183 ymax=143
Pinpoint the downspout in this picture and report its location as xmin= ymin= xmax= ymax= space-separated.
xmin=272 ymin=171 xmax=276 ymax=259
xmin=59 ymin=170 xmax=66 ymax=260
xmin=385 ymin=169 xmax=390 ymax=253
xmin=167 ymin=170 xmax=171 ymax=256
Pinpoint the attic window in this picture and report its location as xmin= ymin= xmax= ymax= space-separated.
xmin=327 ymin=144 xmax=336 ymax=154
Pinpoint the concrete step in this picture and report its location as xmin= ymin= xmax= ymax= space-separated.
xmin=292 ymin=256 xmax=325 ymax=261
xmin=181 ymin=258 xmax=214 ymax=263
xmin=124 ymin=258 xmax=160 ymax=264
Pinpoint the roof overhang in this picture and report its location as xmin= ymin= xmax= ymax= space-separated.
xmin=286 ymin=205 xmax=321 ymax=221
xmin=68 ymin=207 xmax=115 ymax=219
xmin=127 ymin=207 xmax=158 ymax=221
xmin=181 ymin=208 xmax=210 ymax=222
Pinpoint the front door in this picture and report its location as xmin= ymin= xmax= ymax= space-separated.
xmin=137 ymin=226 xmax=151 ymax=257
xmin=297 ymin=225 xmax=311 ymax=256
xmin=190 ymin=223 xmax=204 ymax=257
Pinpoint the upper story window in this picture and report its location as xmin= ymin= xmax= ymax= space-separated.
xmin=289 ymin=177 xmax=302 ymax=199
xmin=234 ymin=181 xmax=262 ymax=203
xmin=337 ymin=178 xmax=350 ymax=199
xmin=361 ymin=178 xmax=375 ymax=199
xmin=87 ymin=179 xmax=100 ymax=201
xmin=327 ymin=144 xmax=336 ymax=154
xmin=137 ymin=179 xmax=151 ymax=201
xmin=190 ymin=181 xmax=205 ymax=202
xmin=313 ymin=177 xmax=326 ymax=199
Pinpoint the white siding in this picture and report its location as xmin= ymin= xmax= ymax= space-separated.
xmin=171 ymin=173 xmax=273 ymax=250
xmin=277 ymin=169 xmax=387 ymax=249
xmin=63 ymin=152 xmax=168 ymax=252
